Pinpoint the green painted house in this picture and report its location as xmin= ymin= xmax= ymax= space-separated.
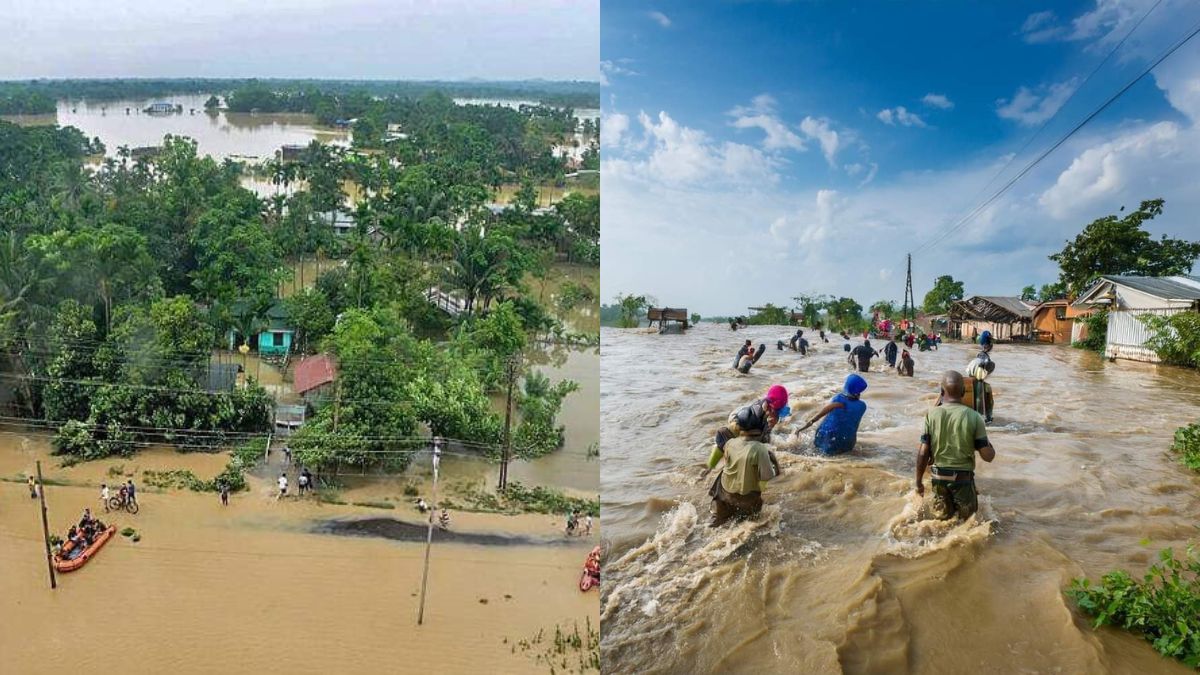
xmin=226 ymin=301 xmax=294 ymax=356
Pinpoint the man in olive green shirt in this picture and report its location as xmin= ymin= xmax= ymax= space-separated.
xmin=915 ymin=370 xmax=996 ymax=519
xmin=708 ymin=427 xmax=780 ymax=527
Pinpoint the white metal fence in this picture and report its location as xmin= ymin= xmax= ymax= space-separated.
xmin=1106 ymin=308 xmax=1190 ymax=362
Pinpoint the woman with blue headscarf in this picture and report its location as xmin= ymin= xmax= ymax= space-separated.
xmin=796 ymin=374 xmax=869 ymax=455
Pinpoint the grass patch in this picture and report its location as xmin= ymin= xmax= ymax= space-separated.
xmin=120 ymin=527 xmax=136 ymax=537
xmin=1067 ymin=546 xmax=1200 ymax=667
xmin=509 ymin=618 xmax=600 ymax=673
xmin=402 ymin=483 xmax=419 ymax=497
xmin=1172 ymin=423 xmax=1200 ymax=472
xmin=445 ymin=481 xmax=598 ymax=517
xmin=107 ymin=464 xmax=126 ymax=477
xmin=316 ymin=488 xmax=346 ymax=506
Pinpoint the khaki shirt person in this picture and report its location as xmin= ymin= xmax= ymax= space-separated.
xmin=915 ymin=370 xmax=996 ymax=519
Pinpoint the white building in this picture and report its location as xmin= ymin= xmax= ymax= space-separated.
xmin=1073 ymin=275 xmax=1200 ymax=362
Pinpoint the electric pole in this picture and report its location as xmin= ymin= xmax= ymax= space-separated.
xmin=903 ymin=253 xmax=916 ymax=325
xmin=498 ymin=354 xmax=521 ymax=491
xmin=36 ymin=461 xmax=56 ymax=590
xmin=417 ymin=436 xmax=442 ymax=625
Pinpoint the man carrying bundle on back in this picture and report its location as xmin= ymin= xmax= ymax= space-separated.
xmin=707 ymin=407 xmax=781 ymax=527
xmin=915 ymin=371 xmax=996 ymax=520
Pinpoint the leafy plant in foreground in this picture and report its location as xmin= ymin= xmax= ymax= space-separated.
xmin=1067 ymin=546 xmax=1200 ymax=667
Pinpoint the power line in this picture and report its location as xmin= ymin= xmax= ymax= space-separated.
xmin=913 ymin=11 xmax=1200 ymax=257
xmin=914 ymin=0 xmax=1166 ymax=256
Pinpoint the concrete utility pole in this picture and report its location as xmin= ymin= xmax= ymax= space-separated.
xmin=498 ymin=354 xmax=521 ymax=491
xmin=417 ymin=436 xmax=443 ymax=625
xmin=35 ymin=462 xmax=56 ymax=590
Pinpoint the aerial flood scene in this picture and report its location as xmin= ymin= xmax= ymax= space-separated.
xmin=600 ymin=1 xmax=1200 ymax=674
xmin=0 ymin=1 xmax=600 ymax=673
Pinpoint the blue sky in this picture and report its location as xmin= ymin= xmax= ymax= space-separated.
xmin=601 ymin=0 xmax=1200 ymax=316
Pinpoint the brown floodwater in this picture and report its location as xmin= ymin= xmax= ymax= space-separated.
xmin=600 ymin=324 xmax=1200 ymax=674
xmin=0 ymin=436 xmax=598 ymax=674
xmin=20 ymin=95 xmax=351 ymax=161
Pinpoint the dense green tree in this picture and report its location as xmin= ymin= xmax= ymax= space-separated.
xmin=1050 ymin=200 xmax=1200 ymax=297
xmin=922 ymin=275 xmax=965 ymax=314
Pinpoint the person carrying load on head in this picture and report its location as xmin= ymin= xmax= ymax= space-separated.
xmin=915 ymin=370 xmax=996 ymax=520
xmin=707 ymin=403 xmax=781 ymax=527
xmin=707 ymin=385 xmax=790 ymax=473
xmin=795 ymin=374 xmax=868 ymax=455
xmin=964 ymin=352 xmax=996 ymax=423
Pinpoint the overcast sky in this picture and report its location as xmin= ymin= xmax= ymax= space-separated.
xmin=1 ymin=0 xmax=598 ymax=81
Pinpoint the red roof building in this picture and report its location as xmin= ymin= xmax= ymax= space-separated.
xmin=293 ymin=354 xmax=336 ymax=395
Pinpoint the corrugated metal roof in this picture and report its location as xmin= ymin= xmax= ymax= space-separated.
xmin=975 ymin=296 xmax=1036 ymax=319
xmin=294 ymin=354 xmax=336 ymax=394
xmin=1102 ymin=275 xmax=1200 ymax=301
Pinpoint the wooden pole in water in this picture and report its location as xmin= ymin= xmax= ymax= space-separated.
xmin=417 ymin=438 xmax=442 ymax=625
xmin=498 ymin=355 xmax=519 ymax=491
xmin=35 ymin=461 xmax=56 ymax=590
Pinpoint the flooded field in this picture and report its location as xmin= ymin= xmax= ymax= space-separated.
xmin=600 ymin=323 xmax=1200 ymax=674
xmin=0 ymin=436 xmax=598 ymax=674
xmin=3 ymin=95 xmax=351 ymax=161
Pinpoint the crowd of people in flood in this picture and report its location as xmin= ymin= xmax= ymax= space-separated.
xmin=710 ymin=326 xmax=1000 ymax=527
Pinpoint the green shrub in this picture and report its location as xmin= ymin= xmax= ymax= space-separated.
xmin=107 ymin=464 xmax=125 ymax=477
xmin=1172 ymin=423 xmax=1200 ymax=472
xmin=1142 ymin=312 xmax=1200 ymax=368
xmin=120 ymin=527 xmax=135 ymax=537
xmin=1067 ymin=546 xmax=1200 ymax=667
xmin=403 ymin=483 xmax=419 ymax=497
xmin=351 ymin=500 xmax=395 ymax=510
xmin=1073 ymin=308 xmax=1108 ymax=352
xmin=448 ymin=481 xmax=598 ymax=516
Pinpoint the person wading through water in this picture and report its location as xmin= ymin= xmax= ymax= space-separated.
xmin=732 ymin=339 xmax=752 ymax=367
xmin=883 ymin=337 xmax=899 ymax=368
xmin=915 ymin=370 xmax=996 ymax=520
xmin=706 ymin=408 xmax=781 ymax=526
xmin=736 ymin=344 xmax=766 ymax=374
xmin=898 ymin=349 xmax=915 ymax=377
xmin=706 ymin=384 xmax=790 ymax=470
xmin=849 ymin=339 xmax=879 ymax=372
xmin=795 ymin=374 xmax=869 ymax=455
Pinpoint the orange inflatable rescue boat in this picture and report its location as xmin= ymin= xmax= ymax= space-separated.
xmin=579 ymin=545 xmax=601 ymax=592
xmin=53 ymin=525 xmax=117 ymax=573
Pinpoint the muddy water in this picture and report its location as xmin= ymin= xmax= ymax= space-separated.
xmin=600 ymin=324 xmax=1200 ymax=674
xmin=0 ymin=435 xmax=597 ymax=674
xmin=38 ymin=95 xmax=350 ymax=161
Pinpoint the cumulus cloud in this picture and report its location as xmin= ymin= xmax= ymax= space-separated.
xmin=877 ymin=106 xmax=927 ymax=127
xmin=648 ymin=10 xmax=671 ymax=28
xmin=1018 ymin=0 xmax=1167 ymax=46
xmin=921 ymin=93 xmax=954 ymax=109
xmin=996 ymin=79 xmax=1078 ymax=126
xmin=1039 ymin=121 xmax=1181 ymax=217
xmin=605 ymin=110 xmax=778 ymax=185
xmin=601 ymin=111 xmax=630 ymax=147
xmin=728 ymin=94 xmax=807 ymax=152
xmin=799 ymin=116 xmax=841 ymax=166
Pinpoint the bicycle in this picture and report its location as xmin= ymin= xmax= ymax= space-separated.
xmin=107 ymin=495 xmax=139 ymax=514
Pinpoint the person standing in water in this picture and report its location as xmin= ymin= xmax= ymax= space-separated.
xmin=28 ymin=475 xmax=37 ymax=499
xmin=708 ymin=413 xmax=780 ymax=527
xmin=732 ymin=339 xmax=752 ymax=368
xmin=915 ymin=370 xmax=996 ymax=520
xmin=708 ymin=384 xmax=790 ymax=469
xmin=898 ymin=349 xmax=915 ymax=377
xmin=796 ymin=374 xmax=869 ymax=455
xmin=883 ymin=338 xmax=899 ymax=369
xmin=849 ymin=339 xmax=879 ymax=372
xmin=736 ymin=344 xmax=766 ymax=374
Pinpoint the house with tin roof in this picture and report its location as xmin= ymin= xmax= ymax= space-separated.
xmin=1073 ymin=275 xmax=1200 ymax=362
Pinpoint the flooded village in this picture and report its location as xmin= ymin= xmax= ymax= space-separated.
xmin=0 ymin=77 xmax=600 ymax=673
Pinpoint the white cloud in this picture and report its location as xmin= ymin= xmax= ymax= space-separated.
xmin=600 ymin=60 xmax=637 ymax=87
xmin=1018 ymin=0 xmax=1168 ymax=47
xmin=799 ymin=116 xmax=841 ymax=166
xmin=880 ymin=268 xmax=893 ymax=281
xmin=606 ymin=110 xmax=778 ymax=186
xmin=601 ymin=112 xmax=630 ymax=147
xmin=996 ymin=79 xmax=1078 ymax=126
xmin=921 ymin=93 xmax=954 ymax=110
xmin=728 ymin=94 xmax=807 ymax=152
xmin=1039 ymin=121 xmax=1181 ymax=218
xmin=877 ymin=106 xmax=927 ymax=127
xmin=648 ymin=10 xmax=671 ymax=28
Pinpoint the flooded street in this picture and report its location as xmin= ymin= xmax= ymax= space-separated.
xmin=600 ymin=324 xmax=1200 ymax=674
xmin=0 ymin=436 xmax=597 ymax=674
